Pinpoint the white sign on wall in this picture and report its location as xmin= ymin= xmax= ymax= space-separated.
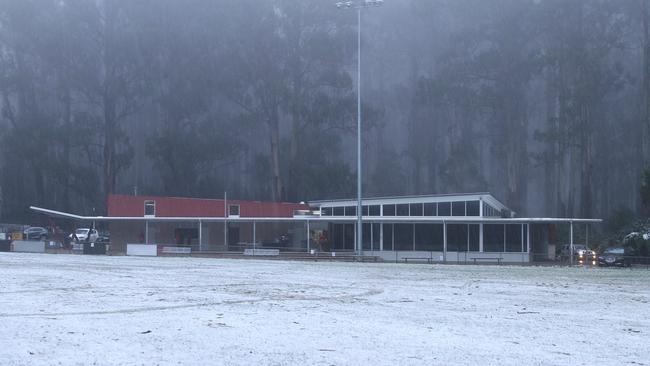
xmin=126 ymin=244 xmax=158 ymax=256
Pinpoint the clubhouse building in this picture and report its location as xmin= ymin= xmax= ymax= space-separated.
xmin=31 ymin=192 xmax=600 ymax=263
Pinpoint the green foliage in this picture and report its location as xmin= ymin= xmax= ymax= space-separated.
xmin=624 ymin=234 xmax=650 ymax=257
xmin=605 ymin=207 xmax=637 ymax=234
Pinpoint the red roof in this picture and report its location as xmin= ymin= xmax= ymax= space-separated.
xmin=107 ymin=195 xmax=308 ymax=218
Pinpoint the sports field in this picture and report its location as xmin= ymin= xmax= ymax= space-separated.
xmin=0 ymin=253 xmax=648 ymax=365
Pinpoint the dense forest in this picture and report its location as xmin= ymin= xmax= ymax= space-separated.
xmin=1 ymin=0 xmax=649 ymax=225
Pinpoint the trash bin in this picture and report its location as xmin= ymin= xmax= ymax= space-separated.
xmin=83 ymin=242 xmax=106 ymax=255
xmin=0 ymin=240 xmax=11 ymax=252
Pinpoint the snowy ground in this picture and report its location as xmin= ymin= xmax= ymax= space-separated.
xmin=0 ymin=253 xmax=648 ymax=366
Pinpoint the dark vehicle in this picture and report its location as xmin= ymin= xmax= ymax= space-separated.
xmin=598 ymin=247 xmax=635 ymax=267
xmin=23 ymin=226 xmax=48 ymax=240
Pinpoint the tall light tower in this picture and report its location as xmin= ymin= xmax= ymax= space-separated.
xmin=336 ymin=0 xmax=383 ymax=256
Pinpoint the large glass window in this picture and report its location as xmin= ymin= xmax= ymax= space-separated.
xmin=394 ymin=224 xmax=413 ymax=250
xmin=383 ymin=204 xmax=396 ymax=216
xmin=469 ymin=224 xmax=480 ymax=251
xmin=505 ymin=224 xmax=523 ymax=252
xmin=362 ymin=205 xmax=369 ymax=216
xmin=343 ymin=224 xmax=355 ymax=250
xmin=415 ymin=224 xmax=436 ymax=251
xmin=321 ymin=207 xmax=332 ymax=216
xmin=432 ymin=224 xmax=444 ymax=251
xmin=447 ymin=224 xmax=468 ymax=252
xmin=424 ymin=202 xmax=436 ymax=216
xmin=331 ymin=224 xmax=344 ymax=249
xmin=466 ymin=201 xmax=480 ymax=216
xmin=369 ymin=205 xmax=381 ymax=216
xmin=383 ymin=224 xmax=393 ymax=250
xmin=409 ymin=203 xmax=423 ymax=216
xmin=438 ymin=202 xmax=451 ymax=216
xmin=344 ymin=206 xmax=356 ymax=216
xmin=372 ymin=223 xmax=380 ymax=251
xmin=452 ymin=201 xmax=465 ymax=216
xmin=362 ymin=223 xmax=372 ymax=250
xmin=484 ymin=224 xmax=504 ymax=252
xmin=396 ymin=204 xmax=409 ymax=216
xmin=333 ymin=207 xmax=344 ymax=216
xmin=484 ymin=204 xmax=500 ymax=217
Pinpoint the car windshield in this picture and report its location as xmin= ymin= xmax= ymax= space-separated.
xmin=572 ymin=245 xmax=585 ymax=250
xmin=604 ymin=247 xmax=624 ymax=254
xmin=76 ymin=229 xmax=89 ymax=235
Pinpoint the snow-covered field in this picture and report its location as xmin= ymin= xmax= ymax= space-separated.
xmin=0 ymin=253 xmax=648 ymax=366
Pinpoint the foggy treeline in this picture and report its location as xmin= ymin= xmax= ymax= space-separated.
xmin=1 ymin=0 xmax=649 ymax=223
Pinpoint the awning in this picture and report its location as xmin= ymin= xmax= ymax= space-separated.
xmin=30 ymin=206 xmax=601 ymax=224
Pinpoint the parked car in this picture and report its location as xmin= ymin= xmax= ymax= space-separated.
xmin=23 ymin=227 xmax=49 ymax=240
xmin=96 ymin=234 xmax=110 ymax=244
xmin=576 ymin=247 xmax=597 ymax=262
xmin=559 ymin=244 xmax=596 ymax=261
xmin=69 ymin=228 xmax=99 ymax=243
xmin=598 ymin=247 xmax=635 ymax=267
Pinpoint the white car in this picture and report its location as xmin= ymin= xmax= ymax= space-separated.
xmin=70 ymin=228 xmax=99 ymax=243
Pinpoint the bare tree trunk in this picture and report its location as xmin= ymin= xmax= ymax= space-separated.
xmin=60 ymin=87 xmax=72 ymax=213
xmin=103 ymin=94 xmax=116 ymax=208
xmin=288 ymin=68 xmax=302 ymax=202
xmin=544 ymin=69 xmax=558 ymax=216
xmin=641 ymin=0 xmax=650 ymax=166
xmin=102 ymin=1 xmax=117 ymax=210
xmin=579 ymin=105 xmax=593 ymax=218
xmin=268 ymin=105 xmax=283 ymax=202
xmin=558 ymin=61 xmax=570 ymax=217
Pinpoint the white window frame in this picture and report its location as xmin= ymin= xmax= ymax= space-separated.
xmin=228 ymin=204 xmax=240 ymax=218
xmin=144 ymin=200 xmax=156 ymax=217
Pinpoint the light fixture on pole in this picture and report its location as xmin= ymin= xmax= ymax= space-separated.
xmin=336 ymin=0 xmax=383 ymax=256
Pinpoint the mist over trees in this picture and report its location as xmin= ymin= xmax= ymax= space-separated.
xmin=0 ymin=0 xmax=648 ymax=223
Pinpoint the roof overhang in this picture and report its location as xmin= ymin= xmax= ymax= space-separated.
xmin=30 ymin=206 xmax=601 ymax=224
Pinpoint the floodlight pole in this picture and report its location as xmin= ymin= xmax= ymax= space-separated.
xmin=337 ymin=0 xmax=383 ymax=256
xmin=356 ymin=6 xmax=362 ymax=256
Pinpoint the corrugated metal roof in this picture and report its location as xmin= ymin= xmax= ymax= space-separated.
xmin=107 ymin=195 xmax=307 ymax=218
xmin=308 ymin=192 xmax=493 ymax=204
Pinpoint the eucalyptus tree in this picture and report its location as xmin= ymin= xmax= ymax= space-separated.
xmin=535 ymin=0 xmax=630 ymax=218
xmin=220 ymin=0 xmax=357 ymax=202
